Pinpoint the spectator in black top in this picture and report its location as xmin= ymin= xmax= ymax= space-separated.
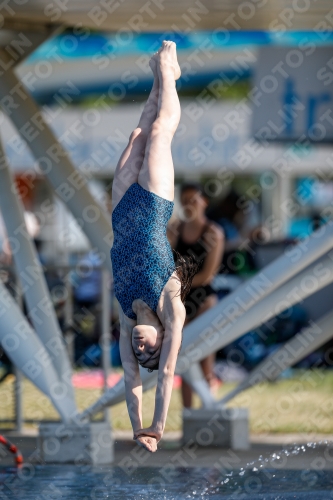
xmin=168 ymin=183 xmax=224 ymax=408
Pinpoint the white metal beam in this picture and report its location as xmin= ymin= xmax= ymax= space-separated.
xmin=0 ymin=136 xmax=76 ymax=410
xmin=0 ymin=50 xmax=114 ymax=275
xmin=0 ymin=280 xmax=74 ymax=422
xmin=179 ymin=225 xmax=333 ymax=363
xmin=219 ymin=309 xmax=333 ymax=406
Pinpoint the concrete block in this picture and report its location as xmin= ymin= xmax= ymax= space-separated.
xmin=182 ymin=407 xmax=249 ymax=450
xmin=38 ymin=421 xmax=113 ymax=464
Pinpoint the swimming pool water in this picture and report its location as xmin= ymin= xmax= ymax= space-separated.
xmin=1 ymin=466 xmax=332 ymax=500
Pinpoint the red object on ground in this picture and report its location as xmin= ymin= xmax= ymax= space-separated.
xmin=0 ymin=435 xmax=23 ymax=466
xmin=72 ymin=370 xmax=182 ymax=390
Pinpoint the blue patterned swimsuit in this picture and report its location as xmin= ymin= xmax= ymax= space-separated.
xmin=111 ymin=183 xmax=175 ymax=319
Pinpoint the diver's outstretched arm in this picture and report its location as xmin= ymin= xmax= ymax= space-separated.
xmin=154 ymin=324 xmax=183 ymax=438
xmin=119 ymin=309 xmax=143 ymax=434
xmin=134 ymin=322 xmax=183 ymax=442
xmin=135 ymin=278 xmax=185 ymax=443
xmin=119 ymin=308 xmax=159 ymax=452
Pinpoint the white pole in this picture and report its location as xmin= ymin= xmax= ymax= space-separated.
xmin=64 ymin=271 xmax=75 ymax=366
xmin=0 ymin=281 xmax=74 ymax=422
xmin=219 ymin=309 xmax=333 ymax=405
xmin=0 ymin=52 xmax=113 ymax=275
xmin=101 ymin=268 xmax=111 ymax=422
xmin=13 ymin=366 xmax=23 ymax=432
xmin=0 ymin=138 xmax=76 ymax=410
xmin=101 ymin=269 xmax=111 ymax=391
xmin=14 ymin=274 xmax=23 ymax=432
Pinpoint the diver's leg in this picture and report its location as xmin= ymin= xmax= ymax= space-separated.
xmin=112 ymin=54 xmax=160 ymax=210
xmin=138 ymin=41 xmax=181 ymax=201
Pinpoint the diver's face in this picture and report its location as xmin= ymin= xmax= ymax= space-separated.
xmin=131 ymin=325 xmax=163 ymax=368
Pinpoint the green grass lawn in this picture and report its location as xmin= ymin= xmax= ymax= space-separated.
xmin=1 ymin=369 xmax=332 ymax=434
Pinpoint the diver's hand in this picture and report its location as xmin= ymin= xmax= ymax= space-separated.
xmin=134 ymin=426 xmax=163 ymax=443
xmin=134 ymin=435 xmax=157 ymax=453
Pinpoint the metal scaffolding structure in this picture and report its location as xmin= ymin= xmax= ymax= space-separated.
xmin=0 ymin=279 xmax=74 ymax=422
xmin=0 ymin=41 xmax=114 ymax=423
xmin=0 ymin=49 xmax=114 ymax=276
xmin=0 ymin=21 xmax=332 ymax=437
xmin=0 ymin=137 xmax=76 ymax=409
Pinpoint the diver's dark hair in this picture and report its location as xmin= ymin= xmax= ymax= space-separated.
xmin=174 ymin=250 xmax=200 ymax=304
xmin=137 ymin=357 xmax=160 ymax=372
xmin=146 ymin=362 xmax=159 ymax=373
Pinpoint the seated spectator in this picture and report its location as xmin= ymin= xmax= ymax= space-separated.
xmin=168 ymin=183 xmax=224 ymax=408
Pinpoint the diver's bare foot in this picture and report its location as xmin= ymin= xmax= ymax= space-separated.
xmin=169 ymin=41 xmax=181 ymax=80
xmin=149 ymin=51 xmax=159 ymax=77
xmin=135 ymin=435 xmax=157 ymax=453
xmin=158 ymin=40 xmax=181 ymax=80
